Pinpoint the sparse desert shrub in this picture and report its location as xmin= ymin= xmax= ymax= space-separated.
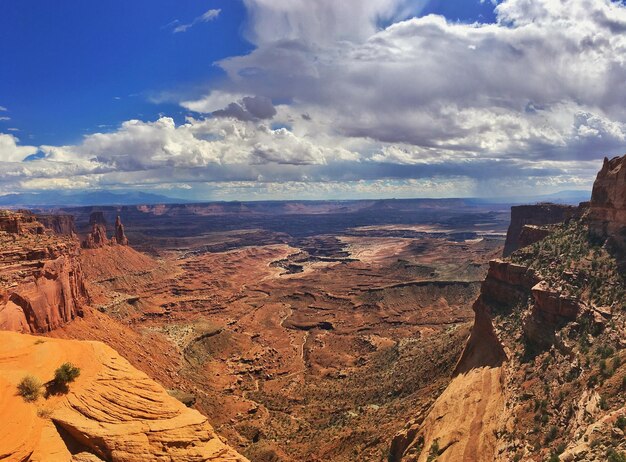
xmin=37 ymin=407 xmax=52 ymax=418
xmin=616 ymin=415 xmax=626 ymax=431
xmin=599 ymin=395 xmax=608 ymax=410
xmin=546 ymin=453 xmax=559 ymax=462
xmin=17 ymin=375 xmax=42 ymax=402
xmin=54 ymin=362 xmax=80 ymax=387
xmin=612 ymin=356 xmax=621 ymax=371
xmin=426 ymin=439 xmax=439 ymax=462
xmin=544 ymin=426 xmax=558 ymax=443
xmin=607 ymin=449 xmax=626 ymax=462
xmin=596 ymin=345 xmax=614 ymax=359
xmin=587 ymin=374 xmax=598 ymax=388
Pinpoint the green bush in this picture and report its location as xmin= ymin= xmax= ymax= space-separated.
xmin=426 ymin=439 xmax=440 ymax=462
xmin=17 ymin=375 xmax=42 ymax=402
xmin=545 ymin=426 xmax=558 ymax=443
xmin=54 ymin=363 xmax=81 ymax=387
xmin=599 ymin=395 xmax=608 ymax=411
xmin=607 ymin=449 xmax=626 ymax=462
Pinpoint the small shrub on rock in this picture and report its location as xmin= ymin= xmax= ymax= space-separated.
xmin=54 ymin=363 xmax=81 ymax=388
xmin=17 ymin=375 xmax=42 ymax=402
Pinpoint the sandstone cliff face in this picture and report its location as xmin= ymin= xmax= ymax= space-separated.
xmin=392 ymin=156 xmax=626 ymax=462
xmin=37 ymin=214 xmax=77 ymax=236
xmin=503 ymin=203 xmax=577 ymax=256
xmin=0 ymin=211 xmax=89 ymax=333
xmin=0 ymin=331 xmax=248 ymax=462
xmin=588 ymin=155 xmax=626 ymax=257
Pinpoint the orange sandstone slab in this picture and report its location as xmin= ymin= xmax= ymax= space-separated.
xmin=0 ymin=331 xmax=248 ymax=462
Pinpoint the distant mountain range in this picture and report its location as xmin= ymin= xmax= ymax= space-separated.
xmin=0 ymin=189 xmax=591 ymax=207
xmin=0 ymin=191 xmax=189 ymax=207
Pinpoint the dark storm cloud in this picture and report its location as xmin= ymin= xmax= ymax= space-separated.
xmin=213 ymin=96 xmax=277 ymax=121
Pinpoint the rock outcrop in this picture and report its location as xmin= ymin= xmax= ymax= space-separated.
xmin=390 ymin=366 xmax=505 ymax=462
xmin=518 ymin=224 xmax=552 ymax=249
xmin=588 ymin=155 xmax=626 ymax=257
xmin=0 ymin=330 xmax=248 ymax=461
xmin=83 ymin=223 xmax=109 ymax=249
xmin=113 ymin=216 xmax=128 ymax=246
xmin=82 ymin=213 xmax=129 ymax=248
xmin=0 ymin=211 xmax=89 ymax=333
xmin=0 ymin=210 xmax=46 ymax=235
xmin=503 ymin=203 xmax=577 ymax=256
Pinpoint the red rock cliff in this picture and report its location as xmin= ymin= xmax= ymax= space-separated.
xmin=587 ymin=154 xmax=626 ymax=252
xmin=503 ymin=203 xmax=577 ymax=256
xmin=0 ymin=211 xmax=88 ymax=333
xmin=36 ymin=213 xmax=77 ymax=236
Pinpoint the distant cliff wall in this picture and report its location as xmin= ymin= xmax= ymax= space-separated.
xmin=503 ymin=203 xmax=577 ymax=256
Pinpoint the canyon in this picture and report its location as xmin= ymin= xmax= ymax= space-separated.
xmin=0 ymin=158 xmax=625 ymax=461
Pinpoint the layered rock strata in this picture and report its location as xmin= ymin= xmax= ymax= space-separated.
xmin=0 ymin=330 xmax=248 ymax=461
xmin=588 ymin=155 xmax=626 ymax=260
xmin=0 ymin=211 xmax=88 ymax=333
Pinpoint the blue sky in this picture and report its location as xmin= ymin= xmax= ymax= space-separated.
xmin=0 ymin=1 xmax=251 ymax=145
xmin=0 ymin=0 xmax=494 ymax=146
xmin=1 ymin=0 xmax=625 ymax=201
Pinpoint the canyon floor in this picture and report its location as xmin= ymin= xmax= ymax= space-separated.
xmin=50 ymin=202 xmax=507 ymax=461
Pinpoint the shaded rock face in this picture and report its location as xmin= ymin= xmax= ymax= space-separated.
xmin=37 ymin=214 xmax=77 ymax=236
xmin=503 ymin=203 xmax=577 ymax=256
xmin=588 ymin=155 xmax=626 ymax=257
xmin=83 ymin=223 xmax=109 ymax=249
xmin=518 ymin=224 xmax=552 ymax=249
xmin=114 ymin=216 xmax=128 ymax=246
xmin=522 ymin=280 xmax=584 ymax=349
xmin=453 ymin=260 xmax=529 ymax=375
xmin=0 ymin=211 xmax=89 ymax=333
xmin=0 ymin=331 xmax=249 ymax=462
xmin=88 ymin=211 xmax=107 ymax=227
xmin=0 ymin=210 xmax=46 ymax=235
xmin=482 ymin=259 xmax=539 ymax=303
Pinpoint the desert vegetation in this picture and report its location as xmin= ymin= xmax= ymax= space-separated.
xmin=17 ymin=375 xmax=42 ymax=402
